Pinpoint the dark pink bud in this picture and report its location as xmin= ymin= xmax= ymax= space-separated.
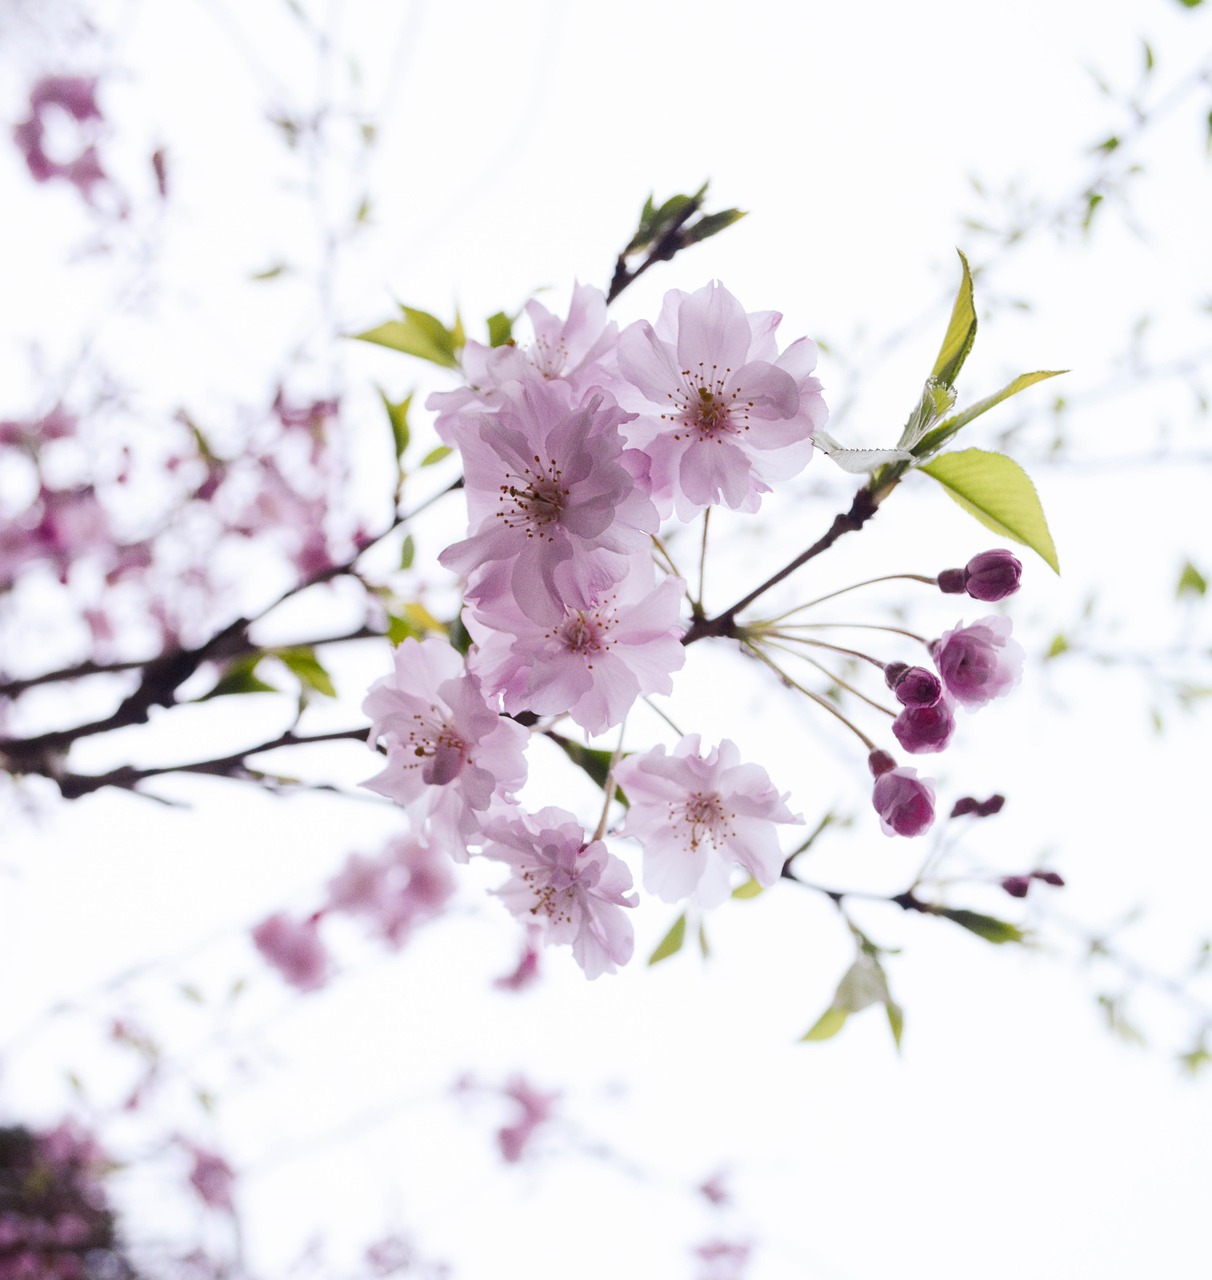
xmin=950 ymin=796 xmax=979 ymax=818
xmin=975 ymin=794 xmax=1005 ymax=817
xmin=937 ymin=567 xmax=967 ymax=594
xmin=1001 ymin=875 xmax=1031 ymax=898
xmin=872 ymin=767 xmax=935 ymax=838
xmin=868 ymin=748 xmax=897 ymax=778
xmin=950 ymin=793 xmax=1004 ymax=819
xmin=964 ymin=550 xmax=1022 ymax=602
xmin=887 ymin=664 xmax=942 ymax=707
xmin=891 ymin=699 xmax=956 ymax=754
xmin=1032 ymin=870 xmax=1065 ymax=887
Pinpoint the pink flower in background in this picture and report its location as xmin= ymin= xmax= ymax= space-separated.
xmin=615 ymin=735 xmax=801 ymax=906
xmin=496 ymin=1075 xmax=560 ymax=1163
xmin=483 ymin=807 xmax=637 ymax=978
xmin=187 ymin=1147 xmax=235 ymax=1212
xmin=250 ymin=912 xmax=331 ymax=991
xmin=325 ymin=834 xmax=455 ymax=947
xmin=933 ymin=615 xmax=1024 ymax=710
xmin=440 ymin=381 xmax=656 ymax=624
xmin=615 ymin=280 xmax=828 ymax=519
xmin=494 ymin=927 xmax=543 ymax=992
xmin=362 ymin=637 xmax=529 ymax=853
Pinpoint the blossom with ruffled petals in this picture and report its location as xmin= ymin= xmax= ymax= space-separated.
xmin=615 ymin=735 xmax=801 ymax=906
xmin=362 ymin=637 xmax=529 ymax=854
xmin=933 ymin=615 xmax=1024 ymax=710
xmin=251 ymin=912 xmax=331 ymax=991
xmin=870 ymin=764 xmax=936 ymax=838
xmin=483 ymin=806 xmax=637 ymax=978
xmin=440 ymin=381 xmax=657 ymax=624
xmin=614 ymin=281 xmax=828 ymax=519
xmin=467 ymin=567 xmax=685 ymax=734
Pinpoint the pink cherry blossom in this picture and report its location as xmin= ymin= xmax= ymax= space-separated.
xmin=467 ymin=567 xmax=686 ymax=734
xmin=440 ymin=381 xmax=657 ymax=624
xmin=187 ymin=1147 xmax=235 ymax=1212
xmin=614 ymin=735 xmax=801 ymax=906
xmin=250 ymin=912 xmax=331 ymax=991
xmin=932 ymin=615 xmax=1024 ymax=710
xmin=325 ymin=834 xmax=455 ymax=948
xmin=428 ymin=281 xmax=618 ymax=442
xmin=362 ymin=637 xmax=529 ymax=854
xmin=496 ymin=1075 xmax=560 ymax=1164
xmin=482 ymin=806 xmax=637 ymax=978
xmin=614 ymin=281 xmax=828 ymax=520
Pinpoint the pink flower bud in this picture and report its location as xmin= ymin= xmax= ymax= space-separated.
xmin=891 ymin=699 xmax=956 ymax=754
xmin=872 ymin=767 xmax=935 ymax=837
xmin=885 ymin=663 xmax=942 ymax=707
xmin=1032 ymin=870 xmax=1065 ymax=887
xmin=1001 ymin=875 xmax=1032 ymax=898
xmin=867 ymin=748 xmax=897 ymax=778
xmin=964 ymin=549 xmax=1022 ymax=602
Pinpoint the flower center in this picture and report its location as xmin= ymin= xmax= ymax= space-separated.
xmin=406 ymin=710 xmax=469 ymax=786
xmin=496 ymin=454 xmax=569 ymax=538
xmin=679 ymin=790 xmax=732 ymax=852
xmin=660 ymin=364 xmax=755 ymax=443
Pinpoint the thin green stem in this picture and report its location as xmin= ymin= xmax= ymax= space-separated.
xmin=762 ymin=573 xmax=938 ymax=623
xmin=743 ymin=641 xmax=878 ymax=752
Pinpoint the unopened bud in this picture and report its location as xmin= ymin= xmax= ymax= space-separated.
xmin=1001 ymin=875 xmax=1032 ymax=898
xmin=888 ymin=665 xmax=942 ymax=707
xmin=964 ymin=550 xmax=1023 ymax=602
xmin=936 ymin=567 xmax=967 ymax=594
xmin=868 ymin=749 xmax=897 ymax=778
xmin=1032 ymin=870 xmax=1065 ymax=887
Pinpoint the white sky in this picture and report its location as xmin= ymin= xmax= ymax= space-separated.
xmin=3 ymin=2 xmax=1212 ymax=1278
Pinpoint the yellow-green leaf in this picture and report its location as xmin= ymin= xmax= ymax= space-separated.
xmin=649 ymin=913 xmax=687 ymax=965
xmin=801 ymin=1005 xmax=849 ymax=1042
xmin=930 ymin=250 xmax=977 ymax=387
xmin=912 ymin=370 xmax=1066 ymax=459
xmin=354 ymin=307 xmax=461 ymax=368
xmin=920 ymin=448 xmax=1060 ymax=574
xmin=731 ymin=878 xmax=764 ymax=900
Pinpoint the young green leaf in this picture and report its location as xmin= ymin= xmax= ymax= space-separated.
xmin=649 ymin=913 xmax=687 ymax=965
xmin=276 ymin=647 xmax=337 ymax=698
xmin=919 ymin=448 xmax=1060 ymax=573
xmin=1177 ymin=560 xmax=1208 ymax=598
xmin=378 ymin=389 xmax=412 ymax=459
xmin=800 ymin=1004 xmax=849 ymax=1042
xmin=932 ymin=907 xmax=1025 ymax=944
xmin=931 ymin=250 xmax=977 ymax=388
xmin=200 ymin=657 xmax=280 ymax=700
xmin=911 ymin=369 xmax=1066 ymax=459
xmin=354 ymin=306 xmax=461 ymax=368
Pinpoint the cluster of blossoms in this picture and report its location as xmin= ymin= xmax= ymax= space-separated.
xmin=252 ymin=833 xmax=456 ymax=990
xmin=360 ymin=281 xmax=1029 ymax=978
xmin=0 ymin=1122 xmax=133 ymax=1279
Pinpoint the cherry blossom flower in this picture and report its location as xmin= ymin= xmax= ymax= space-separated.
xmin=325 ymin=834 xmax=455 ymax=948
xmin=614 ymin=735 xmax=801 ymax=906
xmin=250 ymin=912 xmax=331 ymax=991
xmin=482 ymin=807 xmax=637 ymax=978
xmin=496 ymin=1075 xmax=560 ymax=1164
xmin=362 ymin=637 xmax=529 ymax=854
xmin=614 ymin=280 xmax=828 ymax=519
xmin=429 ymin=281 xmax=618 ymax=442
xmin=440 ymin=381 xmax=657 ymax=624
xmin=467 ymin=567 xmax=686 ymax=734
xmin=932 ymin=615 xmax=1024 ymax=710
xmin=187 ymin=1147 xmax=235 ymax=1213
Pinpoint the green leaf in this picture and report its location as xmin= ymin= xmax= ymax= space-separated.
xmin=698 ymin=920 xmax=711 ymax=958
xmin=912 ymin=369 xmax=1066 ymax=458
xmin=486 ymin=311 xmax=514 ymax=347
xmin=885 ymin=999 xmax=904 ymax=1049
xmin=649 ymin=913 xmax=687 ymax=965
xmin=354 ymin=306 xmax=461 ymax=368
xmin=549 ymin=734 xmax=619 ymax=797
xmin=896 ymin=377 xmax=958 ymax=451
xmin=1046 ymin=633 xmax=1070 ymax=658
xmin=379 ymin=389 xmax=412 ymax=459
xmin=919 ymin=448 xmax=1060 ymax=573
xmin=933 ymin=907 xmax=1025 ymax=944
xmin=800 ymin=1004 xmax=849 ymax=1042
xmin=731 ymin=877 xmax=764 ymax=900
xmin=251 ymin=262 xmax=288 ymax=281
xmin=930 ymin=250 xmax=977 ymax=387
xmin=1178 ymin=560 xmax=1207 ymax=598
xmin=399 ymin=534 xmax=415 ymax=571
xmin=420 ymin=444 xmax=453 ymax=467
xmin=681 ymin=208 xmax=748 ymax=247
xmin=200 ymin=657 xmax=280 ymax=699
xmin=276 ymin=647 xmax=336 ymax=698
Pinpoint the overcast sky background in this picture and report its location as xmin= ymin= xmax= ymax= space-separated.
xmin=3 ymin=2 xmax=1211 ymax=1277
